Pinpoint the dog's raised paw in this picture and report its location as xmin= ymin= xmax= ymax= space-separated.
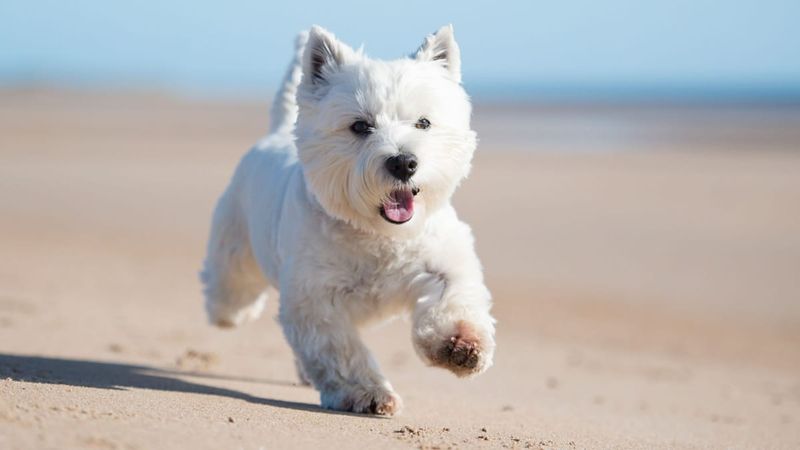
xmin=439 ymin=334 xmax=480 ymax=370
xmin=430 ymin=321 xmax=487 ymax=377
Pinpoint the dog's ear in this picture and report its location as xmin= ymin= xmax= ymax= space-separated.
xmin=414 ymin=24 xmax=461 ymax=84
xmin=302 ymin=26 xmax=355 ymax=87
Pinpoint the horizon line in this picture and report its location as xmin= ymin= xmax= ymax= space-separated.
xmin=3 ymin=78 xmax=800 ymax=105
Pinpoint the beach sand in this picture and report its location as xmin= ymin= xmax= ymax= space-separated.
xmin=1 ymin=89 xmax=799 ymax=449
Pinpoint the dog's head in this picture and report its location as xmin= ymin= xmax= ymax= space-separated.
xmin=295 ymin=25 xmax=476 ymax=237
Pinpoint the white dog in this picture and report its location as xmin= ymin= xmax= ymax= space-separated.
xmin=201 ymin=25 xmax=495 ymax=415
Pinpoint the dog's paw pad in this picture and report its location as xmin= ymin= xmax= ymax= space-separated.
xmin=428 ymin=321 xmax=487 ymax=376
xmin=440 ymin=334 xmax=481 ymax=369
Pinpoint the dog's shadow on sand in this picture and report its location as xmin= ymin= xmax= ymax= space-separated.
xmin=0 ymin=353 xmax=373 ymax=418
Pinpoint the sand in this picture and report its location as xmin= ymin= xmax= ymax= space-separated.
xmin=0 ymin=89 xmax=799 ymax=449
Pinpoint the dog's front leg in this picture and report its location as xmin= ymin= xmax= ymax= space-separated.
xmin=279 ymin=292 xmax=402 ymax=415
xmin=411 ymin=253 xmax=496 ymax=377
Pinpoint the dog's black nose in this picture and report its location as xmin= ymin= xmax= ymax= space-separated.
xmin=385 ymin=154 xmax=418 ymax=182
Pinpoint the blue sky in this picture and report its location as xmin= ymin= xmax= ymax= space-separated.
xmin=2 ymin=0 xmax=799 ymax=100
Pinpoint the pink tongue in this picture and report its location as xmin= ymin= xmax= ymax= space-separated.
xmin=382 ymin=189 xmax=414 ymax=223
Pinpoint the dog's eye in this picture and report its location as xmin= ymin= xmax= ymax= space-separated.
xmin=349 ymin=120 xmax=373 ymax=136
xmin=415 ymin=118 xmax=431 ymax=130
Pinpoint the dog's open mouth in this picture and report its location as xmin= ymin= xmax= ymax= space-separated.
xmin=379 ymin=187 xmax=419 ymax=224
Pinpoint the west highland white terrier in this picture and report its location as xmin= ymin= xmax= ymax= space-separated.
xmin=201 ymin=25 xmax=495 ymax=415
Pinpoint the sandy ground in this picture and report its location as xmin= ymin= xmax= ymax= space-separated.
xmin=1 ymin=90 xmax=799 ymax=449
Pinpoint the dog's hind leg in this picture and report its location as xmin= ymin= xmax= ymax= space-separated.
xmin=201 ymin=189 xmax=269 ymax=328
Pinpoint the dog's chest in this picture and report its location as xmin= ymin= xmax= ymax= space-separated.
xmin=315 ymin=236 xmax=426 ymax=314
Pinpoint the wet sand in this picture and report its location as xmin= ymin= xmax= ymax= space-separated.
xmin=1 ymin=89 xmax=799 ymax=449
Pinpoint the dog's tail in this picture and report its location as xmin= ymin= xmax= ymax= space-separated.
xmin=269 ymin=30 xmax=308 ymax=134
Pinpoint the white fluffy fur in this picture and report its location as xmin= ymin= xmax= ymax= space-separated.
xmin=201 ymin=25 xmax=495 ymax=415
